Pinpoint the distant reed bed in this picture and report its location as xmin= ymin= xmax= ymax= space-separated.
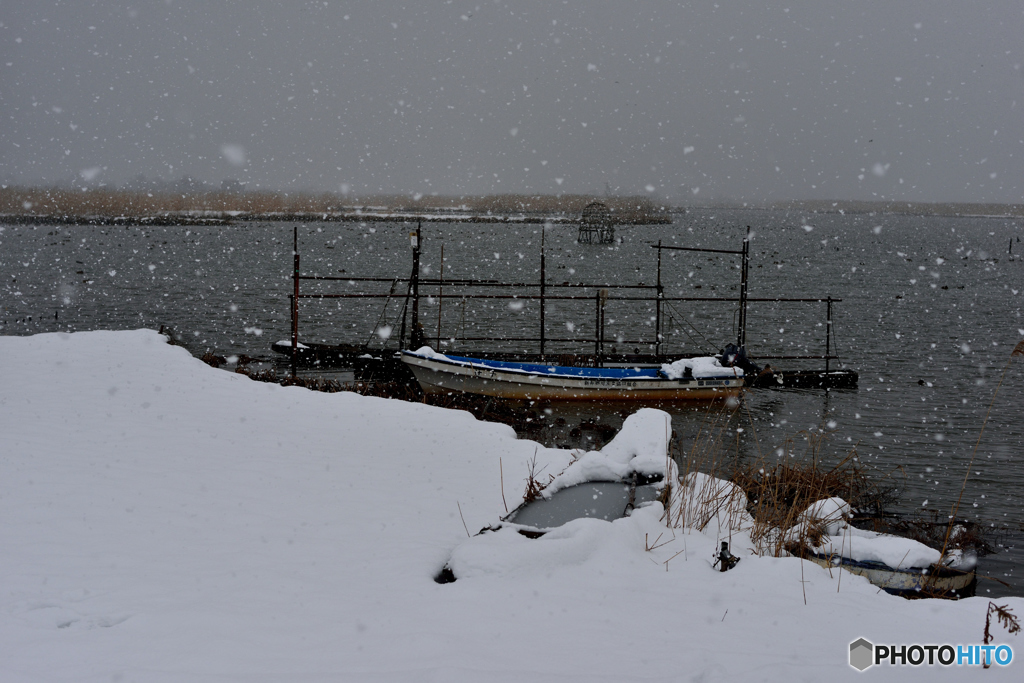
xmin=0 ymin=187 xmax=667 ymax=223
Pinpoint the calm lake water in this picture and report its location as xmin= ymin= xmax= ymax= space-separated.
xmin=2 ymin=208 xmax=1022 ymax=596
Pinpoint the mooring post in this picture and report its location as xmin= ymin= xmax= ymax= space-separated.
xmin=291 ymin=225 xmax=299 ymax=378
xmin=737 ymin=227 xmax=750 ymax=349
xmin=655 ymin=240 xmax=663 ymax=359
xmin=410 ymin=220 xmax=423 ymax=350
xmin=539 ymin=228 xmax=546 ymax=360
xmin=825 ymin=296 xmax=833 ymax=375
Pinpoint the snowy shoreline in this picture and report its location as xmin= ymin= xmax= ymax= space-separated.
xmin=1 ymin=329 xmax=1020 ymax=681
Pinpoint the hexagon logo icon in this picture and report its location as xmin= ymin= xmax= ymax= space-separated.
xmin=850 ymin=638 xmax=874 ymax=671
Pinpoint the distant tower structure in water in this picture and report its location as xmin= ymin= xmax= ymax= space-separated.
xmin=577 ymin=201 xmax=616 ymax=244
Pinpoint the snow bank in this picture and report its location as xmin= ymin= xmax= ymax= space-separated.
xmin=660 ymin=355 xmax=744 ymax=379
xmin=1 ymin=330 xmax=1019 ymax=681
xmin=543 ymin=408 xmax=671 ymax=495
xmin=449 ymin=504 xmax=668 ymax=580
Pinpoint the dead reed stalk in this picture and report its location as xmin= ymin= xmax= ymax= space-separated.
xmin=983 ymin=602 xmax=1021 ymax=668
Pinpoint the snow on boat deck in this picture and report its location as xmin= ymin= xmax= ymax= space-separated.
xmin=0 ymin=329 xmax=1018 ymax=681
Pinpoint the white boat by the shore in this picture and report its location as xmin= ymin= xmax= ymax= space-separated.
xmin=801 ymin=550 xmax=977 ymax=599
xmin=400 ymin=348 xmax=744 ymax=401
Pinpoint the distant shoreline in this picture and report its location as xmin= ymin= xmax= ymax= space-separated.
xmin=0 ymin=187 xmax=671 ymax=226
xmin=765 ymin=199 xmax=1024 ymax=219
xmin=0 ymin=210 xmax=675 ymax=227
xmin=2 ymin=185 xmax=1021 ymax=225
xmin=4 ymin=203 xmax=1019 ymax=226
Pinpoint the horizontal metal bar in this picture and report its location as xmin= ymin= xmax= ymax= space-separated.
xmin=299 ymin=275 xmax=407 ymax=282
xmin=297 ymin=293 xmax=711 ymax=301
xmin=295 ymin=293 xmax=845 ymax=305
xmin=295 ymin=282 xmax=839 ymax=304
xmin=300 ymin=276 xmax=658 ymax=289
xmin=542 ymin=283 xmax=656 ymax=289
xmin=651 ymin=244 xmax=744 ymax=255
xmin=444 ymin=337 xmax=655 ymax=344
xmin=747 ymin=297 xmax=843 ymax=303
xmin=418 ymin=279 xmax=510 ymax=286
xmin=417 ymin=280 xmax=656 ymax=289
xmin=749 ymin=355 xmax=842 ymax=360
xmin=297 ymin=293 xmax=399 ymax=299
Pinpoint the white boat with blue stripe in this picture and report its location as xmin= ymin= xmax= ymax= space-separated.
xmin=400 ymin=347 xmax=744 ymax=401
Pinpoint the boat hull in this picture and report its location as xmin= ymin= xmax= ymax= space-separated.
xmin=401 ymin=352 xmax=743 ymax=401
xmin=802 ymin=551 xmax=976 ymax=599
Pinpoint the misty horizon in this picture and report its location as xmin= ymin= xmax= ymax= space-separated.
xmin=3 ymin=1 xmax=1023 ymax=205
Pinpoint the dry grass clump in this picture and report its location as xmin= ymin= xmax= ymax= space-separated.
xmin=666 ymin=408 xmax=907 ymax=557
xmin=733 ymin=453 xmax=899 ymax=528
xmin=730 ymin=427 xmax=905 ymax=557
xmin=201 ymin=352 xmax=227 ymax=368
xmin=238 ymin=368 xmax=279 ymax=383
xmin=667 ymin=401 xmax=751 ymax=533
xmin=733 ymin=452 xmax=901 ymax=556
xmin=522 ymin=453 xmax=558 ymax=504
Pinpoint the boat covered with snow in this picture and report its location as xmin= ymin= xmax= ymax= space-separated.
xmin=400 ymin=347 xmax=744 ymax=401
xmin=785 ymin=498 xmax=978 ymax=599
xmin=799 ymin=549 xmax=976 ymax=599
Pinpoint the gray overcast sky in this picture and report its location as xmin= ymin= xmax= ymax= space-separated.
xmin=3 ymin=1 xmax=1024 ymax=203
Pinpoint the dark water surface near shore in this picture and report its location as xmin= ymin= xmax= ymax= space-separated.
xmin=3 ymin=208 xmax=1022 ymax=596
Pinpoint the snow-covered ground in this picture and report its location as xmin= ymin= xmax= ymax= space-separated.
xmin=1 ymin=330 xmax=1020 ymax=681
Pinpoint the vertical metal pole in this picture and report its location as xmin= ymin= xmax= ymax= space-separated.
xmin=291 ymin=226 xmax=299 ymax=378
xmin=397 ymin=287 xmax=409 ymax=350
xmin=738 ymin=227 xmax=750 ymax=349
xmin=410 ymin=221 xmax=423 ymax=349
xmin=594 ymin=290 xmax=601 ymax=365
xmin=825 ymin=296 xmax=833 ymax=374
xmin=599 ymin=288 xmax=608 ymax=366
xmin=539 ymin=228 xmax=546 ymax=360
xmin=655 ymin=240 xmax=663 ymax=358
xmin=436 ymin=243 xmax=445 ymax=347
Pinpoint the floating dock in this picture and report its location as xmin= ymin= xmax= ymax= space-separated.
xmin=277 ymin=219 xmax=859 ymax=392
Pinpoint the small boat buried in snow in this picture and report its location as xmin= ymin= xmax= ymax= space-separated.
xmin=785 ymin=498 xmax=978 ymax=599
xmin=400 ymin=347 xmax=746 ymax=401
xmin=798 ymin=549 xmax=977 ymax=599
